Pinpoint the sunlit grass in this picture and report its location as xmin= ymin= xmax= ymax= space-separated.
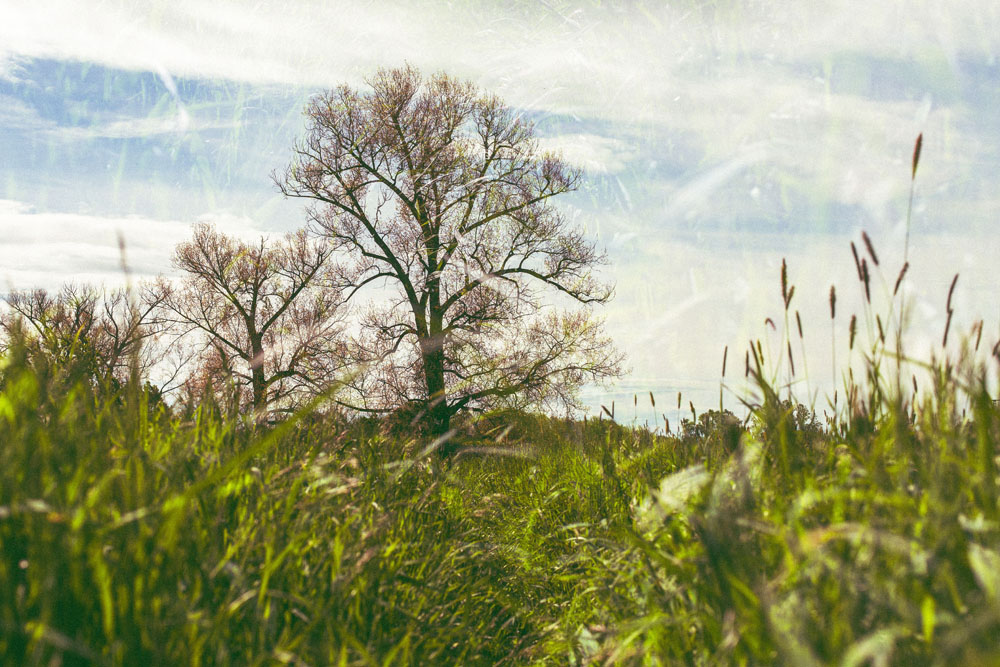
xmin=2 ymin=239 xmax=999 ymax=665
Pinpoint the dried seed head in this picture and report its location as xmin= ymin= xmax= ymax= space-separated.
xmin=876 ymin=314 xmax=885 ymax=343
xmin=829 ymin=285 xmax=837 ymax=319
xmin=795 ymin=310 xmax=803 ymax=338
xmin=946 ymin=273 xmax=959 ymax=313
xmin=851 ymin=242 xmax=863 ymax=282
xmin=722 ymin=345 xmax=728 ymax=377
xmin=787 ymin=340 xmax=795 ymax=376
xmin=861 ymin=231 xmax=880 ymax=266
xmin=649 ymin=391 xmax=655 ymax=408
xmin=781 ymin=258 xmax=788 ymax=302
xmin=765 ymin=317 xmax=776 ymax=330
xmin=861 ymin=258 xmax=871 ymax=303
xmin=849 ymin=314 xmax=857 ymax=350
xmin=943 ymin=311 xmax=954 ymax=348
xmin=912 ymin=133 xmax=923 ymax=180
xmin=893 ymin=262 xmax=909 ymax=297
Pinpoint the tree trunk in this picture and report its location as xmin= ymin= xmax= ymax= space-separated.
xmin=250 ymin=336 xmax=266 ymax=415
xmin=419 ymin=334 xmax=453 ymax=451
xmin=422 ymin=233 xmax=454 ymax=453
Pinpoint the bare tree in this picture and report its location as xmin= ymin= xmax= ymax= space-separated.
xmin=156 ymin=223 xmax=346 ymax=416
xmin=276 ymin=65 xmax=624 ymax=439
xmin=1 ymin=283 xmax=166 ymax=388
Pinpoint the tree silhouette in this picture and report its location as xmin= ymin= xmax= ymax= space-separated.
xmin=277 ymin=65 xmax=623 ymax=440
xmin=156 ymin=223 xmax=345 ymax=416
xmin=1 ymin=283 xmax=166 ymax=389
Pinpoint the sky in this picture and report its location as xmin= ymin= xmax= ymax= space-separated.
xmin=1 ymin=0 xmax=998 ymax=423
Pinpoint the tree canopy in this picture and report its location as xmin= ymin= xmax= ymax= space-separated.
xmin=156 ymin=223 xmax=346 ymax=417
xmin=277 ymin=65 xmax=623 ymax=439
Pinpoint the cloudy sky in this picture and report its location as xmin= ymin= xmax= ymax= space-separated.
xmin=1 ymin=0 xmax=998 ymax=421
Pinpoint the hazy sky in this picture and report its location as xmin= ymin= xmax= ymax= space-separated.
xmin=2 ymin=0 xmax=998 ymax=421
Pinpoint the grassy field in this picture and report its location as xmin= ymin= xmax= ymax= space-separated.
xmin=2 ymin=271 xmax=1000 ymax=666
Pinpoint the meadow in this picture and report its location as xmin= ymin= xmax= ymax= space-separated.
xmin=2 ymin=235 xmax=999 ymax=667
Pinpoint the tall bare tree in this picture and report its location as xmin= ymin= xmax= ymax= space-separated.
xmin=277 ymin=65 xmax=623 ymax=438
xmin=1 ymin=283 xmax=166 ymax=389
xmin=157 ymin=223 xmax=346 ymax=415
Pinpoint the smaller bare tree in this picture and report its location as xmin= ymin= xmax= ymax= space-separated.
xmin=1 ymin=283 xmax=166 ymax=389
xmin=156 ymin=223 xmax=346 ymax=416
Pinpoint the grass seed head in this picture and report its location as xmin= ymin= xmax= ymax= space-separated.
xmin=781 ymin=258 xmax=788 ymax=304
xmin=861 ymin=258 xmax=871 ymax=303
xmin=893 ymin=262 xmax=909 ymax=297
xmin=946 ymin=273 xmax=959 ymax=313
xmin=851 ymin=242 xmax=863 ymax=282
xmin=912 ymin=132 xmax=923 ymax=180
xmin=861 ymin=231 xmax=880 ymax=266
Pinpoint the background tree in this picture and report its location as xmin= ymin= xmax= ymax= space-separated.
xmin=277 ymin=65 xmax=623 ymax=439
xmin=1 ymin=283 xmax=166 ymax=390
xmin=157 ymin=223 xmax=345 ymax=416
xmin=681 ymin=408 xmax=744 ymax=455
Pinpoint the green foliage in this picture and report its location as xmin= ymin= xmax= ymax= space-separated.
xmin=2 ymin=295 xmax=999 ymax=665
xmin=0 ymin=343 xmax=543 ymax=664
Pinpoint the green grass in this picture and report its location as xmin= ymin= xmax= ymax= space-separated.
xmin=2 ymin=272 xmax=1000 ymax=665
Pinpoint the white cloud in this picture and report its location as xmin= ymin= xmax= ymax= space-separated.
xmin=536 ymin=133 xmax=636 ymax=174
xmin=0 ymin=199 xmax=264 ymax=290
xmin=2 ymin=1 xmax=995 ymax=189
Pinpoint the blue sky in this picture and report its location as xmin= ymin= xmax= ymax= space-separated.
xmin=1 ymin=0 xmax=998 ymax=419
